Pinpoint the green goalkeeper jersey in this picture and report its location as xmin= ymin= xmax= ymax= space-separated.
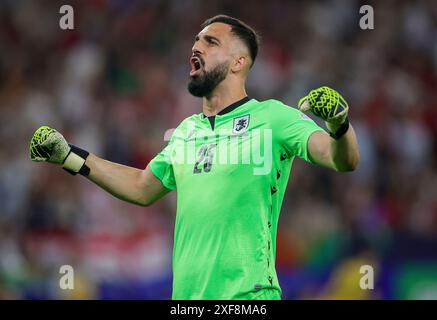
xmin=150 ymin=97 xmax=324 ymax=299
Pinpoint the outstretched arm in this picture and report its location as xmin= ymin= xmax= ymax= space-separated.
xmin=85 ymin=154 xmax=170 ymax=206
xmin=29 ymin=126 xmax=171 ymax=207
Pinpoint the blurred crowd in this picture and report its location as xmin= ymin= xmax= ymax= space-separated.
xmin=0 ymin=0 xmax=436 ymax=299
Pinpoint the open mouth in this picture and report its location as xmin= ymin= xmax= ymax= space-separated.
xmin=190 ymin=56 xmax=203 ymax=77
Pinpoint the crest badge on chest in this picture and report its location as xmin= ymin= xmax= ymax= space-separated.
xmin=232 ymin=114 xmax=250 ymax=135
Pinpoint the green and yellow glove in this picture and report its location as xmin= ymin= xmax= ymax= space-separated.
xmin=298 ymin=86 xmax=349 ymax=139
xmin=29 ymin=126 xmax=90 ymax=176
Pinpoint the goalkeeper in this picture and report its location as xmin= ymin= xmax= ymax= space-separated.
xmin=29 ymin=15 xmax=359 ymax=300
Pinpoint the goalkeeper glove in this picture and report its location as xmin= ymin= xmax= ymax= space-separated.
xmin=298 ymin=86 xmax=349 ymax=140
xmin=29 ymin=125 xmax=90 ymax=176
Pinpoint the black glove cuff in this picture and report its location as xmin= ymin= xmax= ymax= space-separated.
xmin=329 ymin=117 xmax=350 ymax=140
xmin=63 ymin=144 xmax=90 ymax=176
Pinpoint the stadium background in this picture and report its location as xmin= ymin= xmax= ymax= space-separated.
xmin=0 ymin=0 xmax=436 ymax=299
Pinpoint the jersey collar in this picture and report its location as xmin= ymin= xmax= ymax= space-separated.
xmin=202 ymin=96 xmax=251 ymax=118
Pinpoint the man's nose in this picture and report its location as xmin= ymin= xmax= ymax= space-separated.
xmin=192 ymin=44 xmax=203 ymax=56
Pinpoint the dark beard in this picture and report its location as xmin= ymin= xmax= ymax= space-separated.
xmin=187 ymin=62 xmax=229 ymax=97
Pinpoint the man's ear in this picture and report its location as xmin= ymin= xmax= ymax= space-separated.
xmin=231 ymin=56 xmax=248 ymax=73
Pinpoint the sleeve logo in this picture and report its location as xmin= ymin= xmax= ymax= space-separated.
xmin=299 ymin=111 xmax=311 ymax=121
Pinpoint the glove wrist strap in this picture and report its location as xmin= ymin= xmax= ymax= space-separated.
xmin=62 ymin=144 xmax=90 ymax=176
xmin=329 ymin=117 xmax=350 ymax=140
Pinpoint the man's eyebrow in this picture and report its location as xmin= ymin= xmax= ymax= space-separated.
xmin=205 ymin=35 xmax=220 ymax=43
xmin=195 ymin=34 xmax=221 ymax=43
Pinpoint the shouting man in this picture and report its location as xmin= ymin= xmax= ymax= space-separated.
xmin=30 ymin=15 xmax=359 ymax=299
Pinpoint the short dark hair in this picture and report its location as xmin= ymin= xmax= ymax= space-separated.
xmin=201 ymin=15 xmax=260 ymax=68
